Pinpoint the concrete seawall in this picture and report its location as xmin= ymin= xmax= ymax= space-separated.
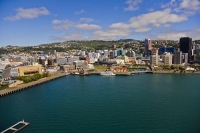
xmin=0 ymin=73 xmax=66 ymax=98
xmin=153 ymin=71 xmax=200 ymax=74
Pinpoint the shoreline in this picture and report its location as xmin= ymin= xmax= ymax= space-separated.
xmin=0 ymin=72 xmax=66 ymax=98
xmin=153 ymin=71 xmax=200 ymax=74
xmin=1 ymin=71 xmax=200 ymax=97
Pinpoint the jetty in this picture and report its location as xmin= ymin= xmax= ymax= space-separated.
xmin=1 ymin=120 xmax=30 ymax=133
xmin=0 ymin=72 xmax=66 ymax=98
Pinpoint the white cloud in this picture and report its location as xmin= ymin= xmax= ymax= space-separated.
xmin=150 ymin=28 xmax=200 ymax=40
xmin=74 ymin=10 xmax=85 ymax=14
xmin=76 ymin=24 xmax=101 ymax=30
xmin=109 ymin=22 xmax=129 ymax=29
xmin=129 ymin=8 xmax=187 ymax=30
xmin=52 ymin=19 xmax=101 ymax=31
xmin=79 ymin=18 xmax=94 ymax=23
xmin=174 ymin=0 xmax=200 ymax=15
xmin=52 ymin=19 xmax=75 ymax=30
xmin=52 ymin=19 xmax=62 ymax=24
xmin=90 ymin=8 xmax=189 ymax=40
xmin=103 ymin=8 xmax=186 ymax=33
xmin=91 ymin=24 xmax=131 ymax=40
xmin=124 ymin=0 xmax=142 ymax=11
xmin=161 ymin=0 xmax=177 ymax=8
xmin=4 ymin=7 xmax=50 ymax=21
xmin=162 ymin=0 xmax=200 ymax=15
xmin=51 ymin=7 xmax=193 ymax=41
xmin=51 ymin=32 xmax=87 ymax=41
xmin=180 ymin=0 xmax=200 ymax=11
xmin=134 ymin=27 xmax=151 ymax=32
xmin=92 ymin=29 xmax=131 ymax=40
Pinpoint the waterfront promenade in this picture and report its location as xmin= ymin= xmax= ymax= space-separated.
xmin=153 ymin=70 xmax=200 ymax=74
xmin=0 ymin=72 xmax=66 ymax=97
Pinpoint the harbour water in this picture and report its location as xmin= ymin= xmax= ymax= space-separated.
xmin=0 ymin=74 xmax=200 ymax=133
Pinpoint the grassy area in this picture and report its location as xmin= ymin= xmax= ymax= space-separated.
xmin=94 ymin=65 xmax=108 ymax=71
xmin=0 ymin=85 xmax=8 ymax=91
xmin=16 ymin=73 xmax=50 ymax=83
xmin=88 ymin=69 xmax=95 ymax=72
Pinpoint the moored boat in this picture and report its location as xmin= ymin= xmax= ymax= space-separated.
xmin=100 ymin=70 xmax=115 ymax=76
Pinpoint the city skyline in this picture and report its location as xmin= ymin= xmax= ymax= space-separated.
xmin=0 ymin=0 xmax=200 ymax=46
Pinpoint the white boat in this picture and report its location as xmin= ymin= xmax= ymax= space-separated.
xmin=100 ymin=71 xmax=115 ymax=76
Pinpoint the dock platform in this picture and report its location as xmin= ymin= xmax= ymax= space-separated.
xmin=1 ymin=120 xmax=30 ymax=133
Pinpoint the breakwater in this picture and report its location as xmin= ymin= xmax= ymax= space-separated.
xmin=0 ymin=72 xmax=66 ymax=98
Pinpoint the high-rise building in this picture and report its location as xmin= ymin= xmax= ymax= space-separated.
xmin=129 ymin=50 xmax=136 ymax=57
xmin=180 ymin=37 xmax=192 ymax=53
xmin=195 ymin=49 xmax=200 ymax=62
xmin=173 ymin=51 xmax=182 ymax=64
xmin=150 ymin=55 xmax=159 ymax=66
xmin=159 ymin=47 xmax=175 ymax=54
xmin=182 ymin=53 xmax=188 ymax=65
xmin=180 ymin=37 xmax=192 ymax=63
xmin=144 ymin=38 xmax=152 ymax=56
xmin=162 ymin=53 xmax=172 ymax=65
xmin=151 ymin=48 xmax=158 ymax=55
xmin=109 ymin=51 xmax=115 ymax=59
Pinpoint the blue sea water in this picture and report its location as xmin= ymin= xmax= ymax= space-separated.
xmin=0 ymin=74 xmax=200 ymax=133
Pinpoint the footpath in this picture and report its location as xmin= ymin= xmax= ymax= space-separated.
xmin=0 ymin=72 xmax=66 ymax=98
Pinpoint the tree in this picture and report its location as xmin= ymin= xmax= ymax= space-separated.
xmin=126 ymin=51 xmax=130 ymax=57
xmin=179 ymin=66 xmax=185 ymax=70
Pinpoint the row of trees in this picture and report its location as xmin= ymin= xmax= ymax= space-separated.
xmin=154 ymin=65 xmax=186 ymax=71
xmin=16 ymin=73 xmax=50 ymax=83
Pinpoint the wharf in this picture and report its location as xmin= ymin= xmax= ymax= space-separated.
xmin=1 ymin=120 xmax=30 ymax=133
xmin=0 ymin=72 xmax=66 ymax=98
xmin=115 ymin=73 xmax=132 ymax=76
xmin=89 ymin=72 xmax=100 ymax=75
xmin=131 ymin=71 xmax=153 ymax=74
xmin=153 ymin=71 xmax=200 ymax=74
xmin=90 ymin=72 xmax=132 ymax=76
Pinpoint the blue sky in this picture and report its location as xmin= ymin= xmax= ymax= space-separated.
xmin=0 ymin=0 xmax=200 ymax=46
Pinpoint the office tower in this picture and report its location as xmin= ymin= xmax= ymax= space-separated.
xmin=182 ymin=53 xmax=188 ymax=65
xmin=159 ymin=47 xmax=175 ymax=54
xmin=195 ymin=49 xmax=200 ymax=62
xmin=109 ymin=51 xmax=115 ymax=59
xmin=180 ymin=37 xmax=192 ymax=63
xmin=144 ymin=38 xmax=152 ymax=56
xmin=173 ymin=51 xmax=182 ymax=64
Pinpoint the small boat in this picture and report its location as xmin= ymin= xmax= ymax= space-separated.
xmin=65 ymin=71 xmax=70 ymax=75
xmin=100 ymin=70 xmax=115 ymax=76
xmin=72 ymin=72 xmax=79 ymax=75
xmin=79 ymin=72 xmax=90 ymax=76
xmin=78 ymin=69 xmax=90 ymax=76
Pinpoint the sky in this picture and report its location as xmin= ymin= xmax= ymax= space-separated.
xmin=0 ymin=0 xmax=200 ymax=46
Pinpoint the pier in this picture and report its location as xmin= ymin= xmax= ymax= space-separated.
xmin=1 ymin=120 xmax=30 ymax=133
xmin=0 ymin=72 xmax=66 ymax=98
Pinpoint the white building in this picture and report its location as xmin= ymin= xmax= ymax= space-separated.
xmin=150 ymin=55 xmax=159 ymax=66
xmin=162 ymin=53 xmax=172 ymax=65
